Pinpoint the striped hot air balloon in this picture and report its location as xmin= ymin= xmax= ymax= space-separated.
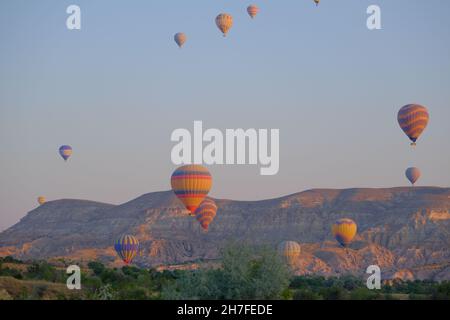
xmin=277 ymin=241 xmax=301 ymax=265
xmin=397 ymin=104 xmax=429 ymax=146
xmin=405 ymin=167 xmax=421 ymax=185
xmin=247 ymin=5 xmax=259 ymax=19
xmin=171 ymin=165 xmax=212 ymax=215
xmin=332 ymin=218 xmax=357 ymax=247
xmin=59 ymin=145 xmax=73 ymax=161
xmin=215 ymin=13 xmax=233 ymax=37
xmin=114 ymin=235 xmax=139 ymax=265
xmin=174 ymin=32 xmax=186 ymax=48
xmin=195 ymin=198 xmax=217 ymax=231
xmin=37 ymin=196 xmax=46 ymax=205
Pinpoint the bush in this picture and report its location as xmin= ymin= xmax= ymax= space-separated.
xmin=0 ymin=267 xmax=23 ymax=279
xmin=320 ymin=286 xmax=349 ymax=300
xmin=88 ymin=261 xmax=105 ymax=276
xmin=162 ymin=243 xmax=290 ymax=300
xmin=349 ymin=288 xmax=380 ymax=300
xmin=293 ymin=289 xmax=322 ymax=300
xmin=25 ymin=262 xmax=62 ymax=282
xmin=0 ymin=256 xmax=23 ymax=264
xmin=432 ymin=281 xmax=450 ymax=300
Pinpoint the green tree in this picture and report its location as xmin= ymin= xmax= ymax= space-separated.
xmin=162 ymin=243 xmax=290 ymax=300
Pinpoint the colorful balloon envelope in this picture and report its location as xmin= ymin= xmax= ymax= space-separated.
xmin=195 ymin=198 xmax=217 ymax=231
xmin=59 ymin=145 xmax=73 ymax=161
xmin=405 ymin=167 xmax=421 ymax=185
xmin=114 ymin=235 xmax=139 ymax=265
xmin=397 ymin=104 xmax=429 ymax=146
xmin=247 ymin=5 xmax=259 ymax=19
xmin=215 ymin=13 xmax=233 ymax=37
xmin=37 ymin=196 xmax=46 ymax=205
xmin=174 ymin=32 xmax=186 ymax=48
xmin=277 ymin=241 xmax=301 ymax=265
xmin=332 ymin=218 xmax=357 ymax=247
xmin=171 ymin=165 xmax=212 ymax=214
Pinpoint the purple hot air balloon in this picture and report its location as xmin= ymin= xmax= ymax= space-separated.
xmin=405 ymin=167 xmax=421 ymax=185
xmin=59 ymin=145 xmax=73 ymax=161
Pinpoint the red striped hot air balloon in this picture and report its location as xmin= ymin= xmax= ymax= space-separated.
xmin=247 ymin=5 xmax=259 ymax=19
xmin=332 ymin=218 xmax=357 ymax=247
xmin=195 ymin=198 xmax=217 ymax=231
xmin=171 ymin=165 xmax=212 ymax=215
xmin=405 ymin=167 xmax=421 ymax=185
xmin=397 ymin=104 xmax=429 ymax=146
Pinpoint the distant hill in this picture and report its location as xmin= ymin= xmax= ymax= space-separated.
xmin=1 ymin=187 xmax=449 ymax=280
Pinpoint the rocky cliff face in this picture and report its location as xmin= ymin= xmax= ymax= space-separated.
xmin=1 ymin=187 xmax=449 ymax=280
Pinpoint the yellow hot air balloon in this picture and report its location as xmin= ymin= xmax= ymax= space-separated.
xmin=174 ymin=32 xmax=186 ymax=48
xmin=397 ymin=104 xmax=429 ymax=146
xmin=195 ymin=198 xmax=217 ymax=231
xmin=171 ymin=165 xmax=212 ymax=215
xmin=215 ymin=13 xmax=233 ymax=37
xmin=37 ymin=196 xmax=46 ymax=205
xmin=247 ymin=5 xmax=259 ymax=19
xmin=277 ymin=241 xmax=301 ymax=265
xmin=332 ymin=218 xmax=357 ymax=247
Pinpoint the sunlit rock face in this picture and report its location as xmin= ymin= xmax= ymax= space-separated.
xmin=1 ymin=187 xmax=449 ymax=280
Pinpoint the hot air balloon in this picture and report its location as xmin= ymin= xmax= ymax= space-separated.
xmin=174 ymin=32 xmax=186 ymax=48
xmin=37 ymin=196 xmax=46 ymax=205
xmin=277 ymin=241 xmax=301 ymax=265
xmin=397 ymin=104 xmax=429 ymax=146
xmin=195 ymin=198 xmax=217 ymax=231
xmin=59 ymin=145 xmax=72 ymax=161
xmin=314 ymin=0 xmax=320 ymax=6
xmin=171 ymin=165 xmax=212 ymax=215
xmin=114 ymin=235 xmax=139 ymax=265
xmin=332 ymin=218 xmax=357 ymax=247
xmin=405 ymin=167 xmax=421 ymax=185
xmin=215 ymin=13 xmax=233 ymax=37
xmin=247 ymin=5 xmax=259 ymax=19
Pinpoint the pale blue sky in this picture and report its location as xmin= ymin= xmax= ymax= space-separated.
xmin=1 ymin=0 xmax=450 ymax=230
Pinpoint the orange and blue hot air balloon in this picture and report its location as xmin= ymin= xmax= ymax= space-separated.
xmin=195 ymin=198 xmax=217 ymax=231
xmin=174 ymin=32 xmax=186 ymax=48
xmin=397 ymin=104 xmax=429 ymax=146
xmin=405 ymin=167 xmax=421 ymax=185
xmin=114 ymin=235 xmax=139 ymax=265
xmin=59 ymin=145 xmax=73 ymax=161
xmin=332 ymin=218 xmax=357 ymax=247
xmin=171 ymin=165 xmax=212 ymax=215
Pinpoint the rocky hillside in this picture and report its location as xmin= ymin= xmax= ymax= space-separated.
xmin=0 ymin=187 xmax=449 ymax=280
